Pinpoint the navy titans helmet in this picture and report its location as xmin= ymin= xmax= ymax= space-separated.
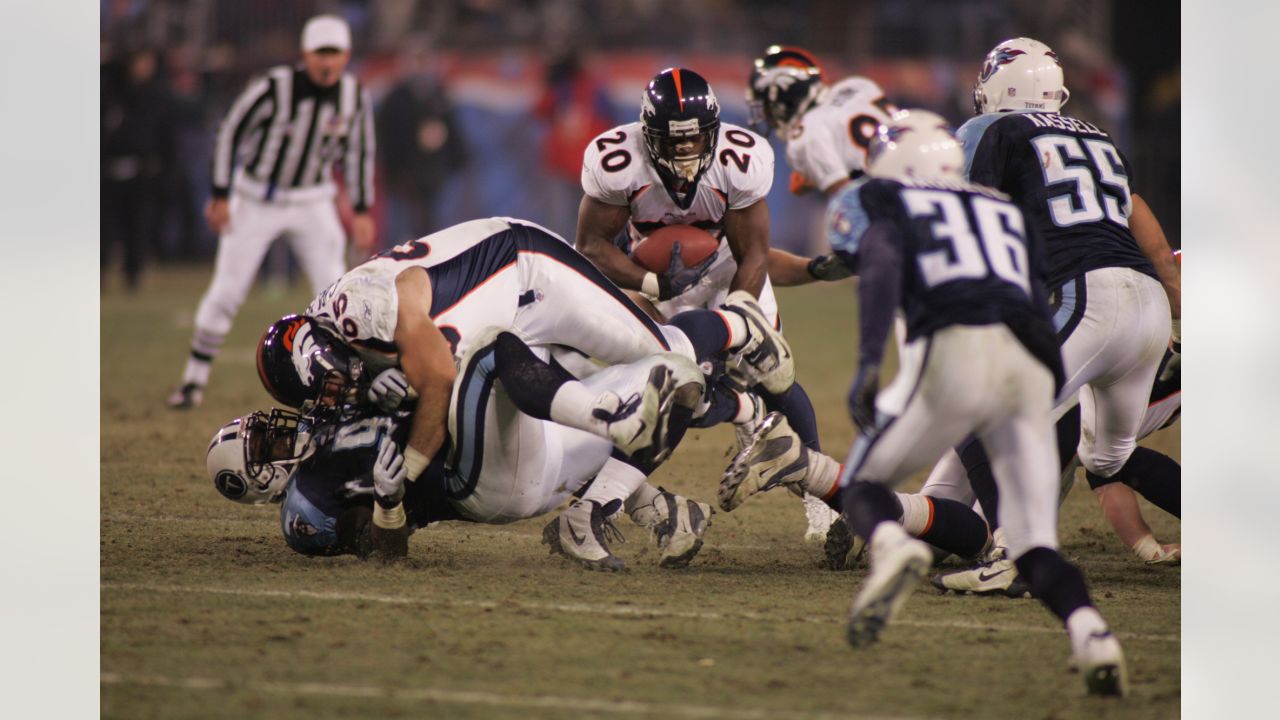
xmin=256 ymin=314 xmax=364 ymax=411
xmin=746 ymin=45 xmax=824 ymax=134
xmin=639 ymin=67 xmax=720 ymax=204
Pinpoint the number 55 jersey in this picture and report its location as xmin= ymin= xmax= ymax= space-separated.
xmin=956 ymin=109 xmax=1156 ymax=291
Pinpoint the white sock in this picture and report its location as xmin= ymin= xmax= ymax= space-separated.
xmin=182 ymin=357 xmax=212 ymax=387
xmin=718 ymin=310 xmax=750 ymax=350
xmin=582 ymin=457 xmax=646 ymax=512
xmin=1065 ymin=606 xmax=1108 ymax=649
xmin=801 ymin=451 xmax=840 ymax=500
xmin=732 ymin=391 xmax=760 ymax=424
xmin=897 ymin=493 xmax=934 ymax=536
xmin=868 ymin=520 xmax=909 ymax=556
xmin=549 ymin=381 xmax=613 ymax=437
xmin=625 ymin=482 xmax=663 ymax=524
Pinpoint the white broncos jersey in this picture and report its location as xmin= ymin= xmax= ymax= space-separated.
xmin=785 ymin=76 xmax=896 ymax=192
xmin=305 ymin=217 xmax=526 ymax=371
xmin=582 ymin=121 xmax=774 ymax=252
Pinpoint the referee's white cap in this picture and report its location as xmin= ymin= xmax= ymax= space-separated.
xmin=302 ymin=15 xmax=351 ymax=52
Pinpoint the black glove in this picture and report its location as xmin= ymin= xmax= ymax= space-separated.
xmin=658 ymin=241 xmax=717 ymax=300
xmin=807 ymin=254 xmax=855 ymax=281
xmin=847 ymin=364 xmax=880 ymax=431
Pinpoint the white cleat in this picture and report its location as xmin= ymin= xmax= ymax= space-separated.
xmin=719 ymin=412 xmax=808 ymax=512
xmin=803 ymin=492 xmax=839 ymax=543
xmin=1073 ymin=628 xmax=1129 ymax=697
xmin=542 ymin=498 xmax=626 ymax=572
xmin=823 ymin=515 xmax=868 ymax=571
xmin=167 ymin=383 xmax=204 ymax=410
xmin=847 ymin=527 xmax=933 ymax=648
xmin=930 ymin=544 xmax=1031 ymax=598
xmin=599 ymin=364 xmax=678 ymax=466
xmin=722 ymin=290 xmax=795 ymax=394
xmin=634 ymin=488 xmax=714 ymax=569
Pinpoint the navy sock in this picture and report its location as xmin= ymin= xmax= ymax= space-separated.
xmin=918 ymin=497 xmax=990 ymax=559
xmin=1015 ymin=547 xmax=1094 ymax=624
xmin=843 ymin=481 xmax=899 ymax=540
xmin=1092 ymin=447 xmax=1181 ymax=518
xmin=958 ymin=437 xmax=999 ymax=530
xmin=1056 ymin=404 xmax=1082 ymax=472
xmin=492 ymin=332 xmax=571 ymax=419
xmin=668 ymin=309 xmax=728 ymax=362
xmin=760 ymin=381 xmax=821 ymax=452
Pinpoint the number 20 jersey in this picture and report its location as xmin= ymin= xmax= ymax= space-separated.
xmin=582 ymin=121 xmax=774 ymax=248
xmin=957 ymin=109 xmax=1156 ymax=290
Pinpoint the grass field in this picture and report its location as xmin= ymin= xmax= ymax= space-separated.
xmin=102 ymin=265 xmax=1180 ymax=719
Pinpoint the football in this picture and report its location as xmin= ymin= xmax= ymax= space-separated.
xmin=630 ymin=224 xmax=719 ymax=274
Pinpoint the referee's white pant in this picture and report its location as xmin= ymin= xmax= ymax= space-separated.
xmin=194 ymin=192 xmax=346 ymax=337
xmin=1050 ymin=267 xmax=1170 ymax=478
xmin=841 ymin=323 xmax=1061 ymax=559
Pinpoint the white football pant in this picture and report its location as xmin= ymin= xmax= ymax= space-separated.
xmin=842 ymin=324 xmax=1061 ymax=559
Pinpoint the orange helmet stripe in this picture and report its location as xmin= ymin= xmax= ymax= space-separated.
xmin=673 ymin=68 xmax=685 ymax=112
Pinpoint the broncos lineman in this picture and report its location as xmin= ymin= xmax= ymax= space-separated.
xmin=824 ymin=110 xmax=1127 ymax=696
xmin=576 ymin=66 xmax=840 ymax=542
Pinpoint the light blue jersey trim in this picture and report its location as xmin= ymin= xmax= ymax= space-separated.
xmin=957 ymin=110 xmax=1043 ymax=179
xmin=825 ymin=176 xmax=873 ymax=257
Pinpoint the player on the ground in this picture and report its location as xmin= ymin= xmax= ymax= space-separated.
xmin=820 ymin=109 xmax=1127 ymax=696
xmin=212 ymin=333 xmax=714 ymax=570
xmin=262 ymin=216 xmax=794 ymax=563
xmin=574 ymin=66 xmax=839 ymax=542
xmin=920 ymin=37 xmax=1180 ymax=593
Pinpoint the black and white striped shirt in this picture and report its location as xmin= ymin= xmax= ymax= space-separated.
xmin=211 ymin=65 xmax=374 ymax=210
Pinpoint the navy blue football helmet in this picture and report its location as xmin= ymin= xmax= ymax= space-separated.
xmin=746 ymin=45 xmax=824 ymax=134
xmin=256 ymin=314 xmax=365 ymax=412
xmin=640 ymin=67 xmax=720 ymax=206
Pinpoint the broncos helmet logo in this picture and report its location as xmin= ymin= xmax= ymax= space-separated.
xmin=979 ymin=47 xmax=1026 ymax=83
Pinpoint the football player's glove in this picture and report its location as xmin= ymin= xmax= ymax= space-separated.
xmin=847 ymin=364 xmax=880 ymax=432
xmin=372 ymin=435 xmax=407 ymax=506
xmin=807 ymin=254 xmax=854 ymax=282
xmin=659 ymin=242 xmax=717 ymax=300
xmin=368 ymin=368 xmax=411 ymax=412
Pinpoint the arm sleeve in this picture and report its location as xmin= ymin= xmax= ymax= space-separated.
xmin=345 ymin=84 xmax=376 ymax=212
xmin=855 ymin=220 xmax=904 ymax=369
xmin=210 ymin=74 xmax=275 ymax=197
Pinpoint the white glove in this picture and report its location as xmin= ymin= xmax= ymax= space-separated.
xmin=368 ymin=368 xmax=410 ymax=412
xmin=373 ymin=435 xmax=407 ymax=505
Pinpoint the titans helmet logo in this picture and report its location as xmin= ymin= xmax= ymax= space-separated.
xmin=979 ymin=47 xmax=1026 ymax=83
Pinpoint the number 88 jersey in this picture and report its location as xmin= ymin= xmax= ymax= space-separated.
xmin=581 ymin=121 xmax=774 ymax=251
xmin=957 ymin=109 xmax=1156 ymax=290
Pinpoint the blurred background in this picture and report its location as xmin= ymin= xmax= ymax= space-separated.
xmin=100 ymin=0 xmax=1179 ymax=290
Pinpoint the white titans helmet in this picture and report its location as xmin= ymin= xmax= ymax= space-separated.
xmin=866 ymin=109 xmax=964 ymax=182
xmin=973 ymin=37 xmax=1069 ymax=114
xmin=207 ymin=410 xmax=311 ymax=505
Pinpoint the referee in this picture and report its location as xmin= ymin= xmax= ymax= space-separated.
xmin=169 ymin=15 xmax=376 ymax=409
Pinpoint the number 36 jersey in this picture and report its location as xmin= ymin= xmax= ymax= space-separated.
xmin=582 ymin=121 xmax=774 ymax=249
xmin=957 ymin=109 xmax=1155 ymax=290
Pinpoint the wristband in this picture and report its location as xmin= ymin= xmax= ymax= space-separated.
xmin=641 ymin=272 xmax=661 ymax=299
xmin=404 ymin=446 xmax=429 ymax=482
xmin=372 ymin=501 xmax=406 ymax=530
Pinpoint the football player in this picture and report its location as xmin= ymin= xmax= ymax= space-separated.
xmin=574 ymin=67 xmax=840 ymax=542
xmin=222 ymin=328 xmax=715 ymax=571
xmin=821 ymin=109 xmax=1127 ymax=696
xmin=261 ymin=216 xmax=794 ymax=561
xmin=922 ymin=37 xmax=1181 ymax=591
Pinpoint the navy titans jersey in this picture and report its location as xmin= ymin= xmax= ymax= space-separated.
xmin=827 ymin=176 xmax=1063 ymax=383
xmin=957 ymin=110 xmax=1156 ymax=290
xmin=288 ymin=410 xmax=462 ymax=531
